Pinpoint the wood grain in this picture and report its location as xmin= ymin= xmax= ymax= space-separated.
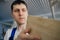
xmin=27 ymin=16 xmax=60 ymax=40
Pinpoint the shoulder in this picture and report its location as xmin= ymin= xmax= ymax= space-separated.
xmin=4 ymin=28 xmax=13 ymax=40
xmin=6 ymin=28 xmax=13 ymax=35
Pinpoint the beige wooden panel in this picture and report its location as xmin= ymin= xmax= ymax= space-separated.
xmin=27 ymin=16 xmax=60 ymax=40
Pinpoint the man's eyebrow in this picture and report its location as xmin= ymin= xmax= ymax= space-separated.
xmin=14 ymin=8 xmax=19 ymax=10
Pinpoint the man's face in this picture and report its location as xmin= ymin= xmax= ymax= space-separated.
xmin=12 ymin=3 xmax=28 ymax=25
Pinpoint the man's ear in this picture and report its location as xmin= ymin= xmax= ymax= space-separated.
xmin=27 ymin=12 xmax=28 ymax=16
xmin=11 ymin=12 xmax=13 ymax=18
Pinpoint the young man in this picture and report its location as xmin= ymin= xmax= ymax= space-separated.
xmin=4 ymin=0 xmax=40 ymax=40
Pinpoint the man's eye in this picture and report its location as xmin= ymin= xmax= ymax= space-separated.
xmin=14 ymin=9 xmax=19 ymax=12
xmin=22 ymin=9 xmax=26 ymax=12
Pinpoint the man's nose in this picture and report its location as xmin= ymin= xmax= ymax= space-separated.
xmin=19 ymin=10 xmax=23 ymax=16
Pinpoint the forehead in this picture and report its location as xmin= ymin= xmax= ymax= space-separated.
xmin=13 ymin=3 xmax=27 ymax=9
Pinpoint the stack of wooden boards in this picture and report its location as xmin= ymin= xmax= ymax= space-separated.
xmin=27 ymin=16 xmax=60 ymax=40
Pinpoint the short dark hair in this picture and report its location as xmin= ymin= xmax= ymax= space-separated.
xmin=11 ymin=0 xmax=27 ymax=11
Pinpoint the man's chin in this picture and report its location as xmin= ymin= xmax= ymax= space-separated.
xmin=16 ymin=21 xmax=26 ymax=25
xmin=18 ymin=22 xmax=25 ymax=25
xmin=20 ymin=23 xmax=25 ymax=25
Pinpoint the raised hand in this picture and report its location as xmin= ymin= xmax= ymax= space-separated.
xmin=15 ymin=27 xmax=41 ymax=40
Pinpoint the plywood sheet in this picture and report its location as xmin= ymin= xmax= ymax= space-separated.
xmin=27 ymin=16 xmax=60 ymax=40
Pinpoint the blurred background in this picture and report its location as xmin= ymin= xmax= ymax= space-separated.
xmin=0 ymin=0 xmax=60 ymax=40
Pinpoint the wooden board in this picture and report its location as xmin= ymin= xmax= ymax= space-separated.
xmin=27 ymin=16 xmax=60 ymax=40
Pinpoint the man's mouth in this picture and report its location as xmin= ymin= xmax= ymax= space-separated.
xmin=19 ymin=18 xmax=24 ymax=20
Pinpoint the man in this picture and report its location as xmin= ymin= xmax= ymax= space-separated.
xmin=4 ymin=0 xmax=40 ymax=40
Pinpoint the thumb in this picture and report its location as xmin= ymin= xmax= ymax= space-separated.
xmin=24 ymin=27 xmax=31 ymax=34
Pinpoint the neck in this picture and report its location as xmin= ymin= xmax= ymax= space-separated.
xmin=17 ymin=22 xmax=27 ymax=31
